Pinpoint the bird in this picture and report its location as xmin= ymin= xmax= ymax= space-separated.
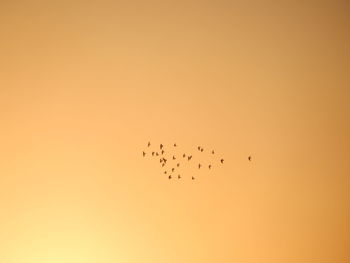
xmin=148 ymin=142 xmax=151 ymax=147
xmin=172 ymin=156 xmax=176 ymax=160
xmin=160 ymin=144 xmax=163 ymax=149
xmin=163 ymin=158 xmax=167 ymax=163
xmin=174 ymin=143 xmax=177 ymax=147
xmin=156 ymin=152 xmax=159 ymax=156
xmin=142 ymin=151 xmax=146 ymax=157
xmin=209 ymin=165 xmax=211 ymax=169
xmin=187 ymin=155 xmax=192 ymax=161
xmin=198 ymin=146 xmax=201 ymax=151
xmin=198 ymin=164 xmax=201 ymax=169
xmin=161 ymin=150 xmax=164 ymax=155
xmin=162 ymin=163 xmax=165 ymax=167
xmin=177 ymin=163 xmax=180 ymax=167
xmin=152 ymin=152 xmax=155 ymax=156
xmin=200 ymin=148 xmax=204 ymax=152
xmin=220 ymin=159 xmax=224 ymax=164
xmin=168 ymin=175 xmax=172 ymax=179
xmin=212 ymin=150 xmax=214 ymax=154
xmin=248 ymin=156 xmax=252 ymax=161
xmin=160 ymin=158 xmax=163 ymax=163
xmin=178 ymin=175 xmax=181 ymax=179
xmin=192 ymin=176 xmax=195 ymax=180
xmin=172 ymin=168 xmax=175 ymax=172
xmin=183 ymin=154 xmax=186 ymax=158
xmin=164 ymin=171 xmax=167 ymax=174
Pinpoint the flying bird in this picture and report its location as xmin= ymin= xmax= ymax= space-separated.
xmin=174 ymin=143 xmax=177 ymax=147
xmin=164 ymin=171 xmax=167 ymax=174
xmin=160 ymin=144 xmax=163 ymax=149
xmin=187 ymin=155 xmax=192 ymax=161
xmin=148 ymin=142 xmax=151 ymax=147
xmin=198 ymin=146 xmax=201 ymax=151
xmin=212 ymin=150 xmax=214 ymax=154
xmin=160 ymin=158 xmax=163 ymax=163
xmin=152 ymin=152 xmax=155 ymax=156
xmin=172 ymin=156 xmax=176 ymax=160
xmin=248 ymin=156 xmax=252 ymax=161
xmin=168 ymin=175 xmax=172 ymax=179
xmin=156 ymin=152 xmax=159 ymax=156
xmin=178 ymin=175 xmax=181 ymax=179
xmin=192 ymin=176 xmax=195 ymax=180
xmin=198 ymin=164 xmax=201 ymax=169
xmin=200 ymin=148 xmax=204 ymax=152
xmin=220 ymin=159 xmax=224 ymax=164
xmin=142 ymin=151 xmax=146 ymax=157
xmin=161 ymin=150 xmax=164 ymax=155
xmin=177 ymin=163 xmax=180 ymax=167
xmin=172 ymin=168 xmax=175 ymax=172
xmin=209 ymin=165 xmax=211 ymax=169
xmin=183 ymin=154 xmax=186 ymax=158
xmin=162 ymin=163 xmax=165 ymax=167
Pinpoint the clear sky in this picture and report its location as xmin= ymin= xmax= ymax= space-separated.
xmin=0 ymin=1 xmax=349 ymax=262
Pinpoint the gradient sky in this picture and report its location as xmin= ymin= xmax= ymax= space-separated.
xmin=0 ymin=1 xmax=349 ymax=262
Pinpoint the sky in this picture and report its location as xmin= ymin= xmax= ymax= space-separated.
xmin=0 ymin=0 xmax=349 ymax=262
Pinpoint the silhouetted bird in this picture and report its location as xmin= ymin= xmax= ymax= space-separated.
xmin=152 ymin=152 xmax=155 ymax=156
xmin=163 ymin=158 xmax=167 ymax=163
xmin=212 ymin=150 xmax=214 ymax=154
xmin=148 ymin=142 xmax=151 ymax=147
xmin=174 ymin=143 xmax=177 ymax=147
xmin=168 ymin=175 xmax=172 ymax=179
xmin=220 ymin=159 xmax=224 ymax=164
xmin=156 ymin=152 xmax=159 ymax=156
xmin=209 ymin=165 xmax=211 ymax=169
xmin=142 ymin=151 xmax=146 ymax=157
xmin=198 ymin=146 xmax=201 ymax=151
xmin=172 ymin=168 xmax=175 ymax=172
xmin=187 ymin=155 xmax=192 ymax=161
xmin=172 ymin=156 xmax=176 ymax=160
xmin=177 ymin=163 xmax=180 ymax=167
xmin=183 ymin=154 xmax=186 ymax=158
xmin=161 ymin=150 xmax=164 ymax=155
xmin=162 ymin=163 xmax=165 ymax=167
xmin=178 ymin=175 xmax=181 ymax=179
xmin=248 ymin=156 xmax=252 ymax=161
xmin=164 ymin=171 xmax=167 ymax=174
xmin=160 ymin=144 xmax=163 ymax=149
xmin=198 ymin=164 xmax=201 ymax=169
xmin=200 ymin=148 xmax=204 ymax=152
xmin=160 ymin=159 xmax=163 ymax=163
xmin=192 ymin=176 xmax=195 ymax=180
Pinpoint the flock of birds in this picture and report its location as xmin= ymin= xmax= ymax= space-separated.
xmin=142 ymin=142 xmax=252 ymax=180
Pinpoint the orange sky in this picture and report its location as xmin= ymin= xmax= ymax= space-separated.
xmin=0 ymin=1 xmax=349 ymax=262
